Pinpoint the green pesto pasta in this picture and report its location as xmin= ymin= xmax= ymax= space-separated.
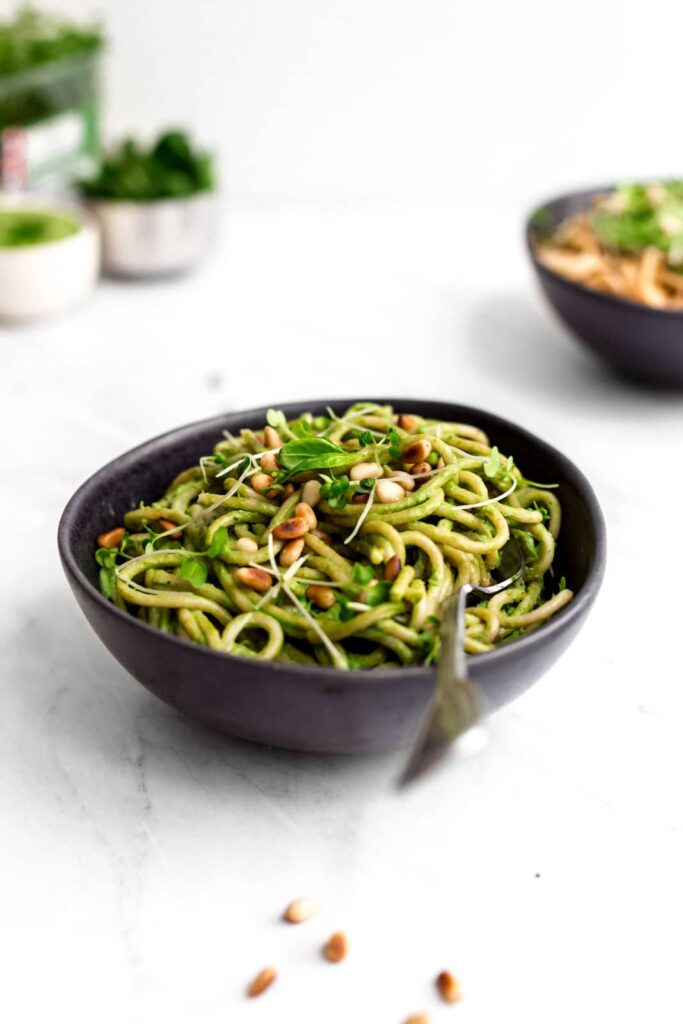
xmin=95 ymin=403 xmax=573 ymax=670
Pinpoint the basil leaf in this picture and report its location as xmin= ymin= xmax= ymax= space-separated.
xmin=178 ymin=558 xmax=208 ymax=588
xmin=358 ymin=430 xmax=375 ymax=446
xmin=207 ymin=526 xmax=228 ymax=558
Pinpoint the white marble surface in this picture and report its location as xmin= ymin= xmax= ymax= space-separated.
xmin=1 ymin=202 xmax=682 ymax=1024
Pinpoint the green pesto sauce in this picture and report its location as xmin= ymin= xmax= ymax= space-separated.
xmin=0 ymin=210 xmax=80 ymax=248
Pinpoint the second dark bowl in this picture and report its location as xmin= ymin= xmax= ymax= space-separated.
xmin=58 ymin=399 xmax=606 ymax=754
xmin=527 ymin=186 xmax=683 ymax=385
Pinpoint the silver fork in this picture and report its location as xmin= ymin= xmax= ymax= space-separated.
xmin=399 ymin=538 xmax=525 ymax=787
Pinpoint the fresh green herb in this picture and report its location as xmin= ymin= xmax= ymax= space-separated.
xmin=278 ymin=437 xmax=357 ymax=476
xmin=0 ymin=7 xmax=103 ymax=78
xmin=591 ymin=181 xmax=683 ymax=266
xmin=529 ymin=499 xmax=550 ymax=523
xmin=266 ymin=408 xmax=287 ymax=432
xmin=387 ymin=427 xmax=402 ymax=460
xmin=178 ymin=558 xmax=208 ymax=588
xmin=79 ymin=130 xmax=214 ymax=201
xmin=95 ymin=547 xmax=117 ymax=568
xmin=364 ymin=581 xmax=392 ymax=607
xmin=558 ymin=575 xmax=567 ymax=591
xmin=320 ymin=473 xmax=351 ymax=509
xmin=484 ymin=447 xmax=501 ymax=478
xmin=207 ymin=527 xmax=228 ymax=558
xmin=334 ymin=592 xmax=356 ymax=622
xmin=357 ymin=476 xmax=377 ymax=492
xmin=290 ymin=419 xmax=314 ymax=439
xmin=352 ymin=563 xmax=375 ymax=586
xmin=358 ymin=430 xmax=375 ymax=447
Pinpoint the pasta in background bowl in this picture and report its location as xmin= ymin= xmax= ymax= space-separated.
xmin=58 ymin=399 xmax=606 ymax=754
xmin=527 ymin=186 xmax=683 ymax=385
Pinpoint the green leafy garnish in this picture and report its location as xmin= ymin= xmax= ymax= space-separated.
xmin=387 ymin=427 xmax=402 ymax=460
xmin=320 ymin=474 xmax=351 ymax=509
xmin=95 ymin=547 xmax=117 ymax=568
xmin=352 ymin=563 xmax=375 ymax=585
xmin=484 ymin=447 xmax=501 ymax=478
xmin=279 ymin=437 xmax=357 ymax=476
xmin=207 ymin=526 xmax=228 ymax=558
xmin=334 ymin=592 xmax=356 ymax=622
xmin=358 ymin=430 xmax=375 ymax=447
xmin=178 ymin=558 xmax=208 ymax=588
xmin=266 ymin=408 xmax=287 ymax=432
xmin=591 ymin=181 xmax=683 ymax=266
xmin=79 ymin=130 xmax=214 ymax=201
xmin=529 ymin=499 xmax=550 ymax=523
xmin=364 ymin=581 xmax=392 ymax=607
xmin=558 ymin=575 xmax=567 ymax=591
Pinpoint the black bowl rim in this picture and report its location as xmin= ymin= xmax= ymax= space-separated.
xmin=57 ymin=398 xmax=607 ymax=688
xmin=525 ymin=184 xmax=683 ymax=319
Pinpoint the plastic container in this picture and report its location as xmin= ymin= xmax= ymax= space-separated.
xmin=0 ymin=53 xmax=100 ymax=190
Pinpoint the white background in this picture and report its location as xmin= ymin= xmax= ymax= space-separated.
xmin=5 ymin=0 xmax=682 ymax=206
xmin=1 ymin=3 xmax=683 ymax=1024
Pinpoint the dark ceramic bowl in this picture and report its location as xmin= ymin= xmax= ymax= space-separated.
xmin=526 ymin=186 xmax=683 ymax=385
xmin=58 ymin=399 xmax=606 ymax=754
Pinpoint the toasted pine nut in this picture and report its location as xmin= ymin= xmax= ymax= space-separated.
xmin=283 ymin=896 xmax=320 ymax=924
xmin=97 ymin=527 xmax=125 ymax=549
xmin=351 ymin=492 xmax=368 ymax=505
xmin=247 ymin=966 xmax=277 ymax=998
xmin=403 ymin=1016 xmax=430 ymax=1024
xmin=235 ymin=567 xmax=272 ymax=592
xmin=235 ymin=537 xmax=258 ymax=553
xmin=295 ymin=501 xmax=317 ymax=531
xmin=280 ymin=537 xmax=305 ymax=567
xmin=375 ymin=480 xmax=406 ymax=504
xmin=410 ymin=461 xmax=432 ymax=477
xmin=251 ymin=473 xmax=275 ymax=494
xmin=398 ymin=413 xmax=419 ymax=431
xmin=350 ymin=461 xmax=382 ymax=481
xmin=311 ymin=529 xmax=333 ymax=544
xmin=254 ymin=432 xmax=265 ymax=445
xmin=401 ymin=439 xmax=432 ymax=464
xmin=273 ymin=517 xmax=309 ymax=540
xmin=385 ymin=469 xmax=415 ymax=491
xmin=306 ymin=585 xmax=336 ymax=610
xmin=302 ymin=479 xmax=322 ymax=508
xmin=158 ymin=518 xmax=180 ymax=535
xmin=322 ymin=931 xmax=348 ymax=963
xmin=263 ymin=425 xmax=283 ymax=449
xmin=281 ymin=483 xmax=295 ymax=501
xmin=437 ymin=456 xmax=445 ymax=469
xmin=435 ymin=970 xmax=461 ymax=1004
xmin=384 ymin=555 xmax=401 ymax=581
xmin=260 ymin=452 xmax=280 ymax=472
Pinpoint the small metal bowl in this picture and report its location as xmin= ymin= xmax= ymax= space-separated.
xmin=86 ymin=191 xmax=217 ymax=278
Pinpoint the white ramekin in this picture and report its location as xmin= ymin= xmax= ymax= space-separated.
xmin=0 ymin=194 xmax=100 ymax=322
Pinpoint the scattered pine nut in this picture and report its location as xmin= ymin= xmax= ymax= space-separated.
xmin=350 ymin=461 xmax=382 ymax=481
xmin=280 ymin=537 xmax=305 ymax=567
xmin=375 ymin=480 xmax=406 ymax=504
xmin=247 ymin=966 xmax=277 ymax=998
xmin=283 ymin=896 xmax=320 ymax=924
xmin=97 ymin=527 xmax=125 ymax=549
xmin=322 ymin=931 xmax=348 ymax=963
xmin=306 ymin=585 xmax=336 ymax=610
xmin=435 ymin=970 xmax=461 ymax=1004
xmin=235 ymin=567 xmax=272 ymax=593
xmin=401 ymin=439 xmax=432 ymax=464
xmin=281 ymin=483 xmax=295 ymax=501
xmin=273 ymin=516 xmax=309 ymax=540
xmin=235 ymin=537 xmax=259 ymax=553
xmin=386 ymin=469 xmax=415 ymax=491
xmin=260 ymin=452 xmax=280 ymax=472
xmin=351 ymin=492 xmax=368 ymax=504
xmin=302 ymin=479 xmax=322 ymax=508
xmin=384 ymin=555 xmax=402 ymax=581
xmin=403 ymin=1015 xmax=430 ymax=1024
xmin=157 ymin=518 xmax=180 ymax=536
xmin=410 ymin=461 xmax=431 ymax=477
xmin=398 ymin=413 xmax=419 ymax=431
xmin=251 ymin=473 xmax=275 ymax=495
xmin=263 ymin=425 xmax=283 ymax=449
xmin=295 ymin=501 xmax=317 ymax=531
